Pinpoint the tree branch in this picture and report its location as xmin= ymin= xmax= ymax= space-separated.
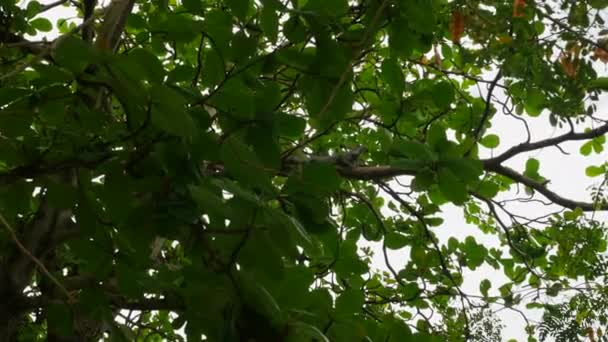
xmin=485 ymin=164 xmax=600 ymax=211
xmin=485 ymin=122 xmax=608 ymax=165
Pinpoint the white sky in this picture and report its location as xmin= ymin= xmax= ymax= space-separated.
xmin=22 ymin=1 xmax=608 ymax=341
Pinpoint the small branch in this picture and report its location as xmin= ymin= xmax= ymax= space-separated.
xmin=469 ymin=70 xmax=502 ymax=153
xmin=486 ymin=164 xmax=602 ymax=211
xmin=0 ymin=212 xmax=73 ymax=302
xmin=485 ymin=122 xmax=608 ymax=165
xmin=39 ymin=0 xmax=70 ymax=13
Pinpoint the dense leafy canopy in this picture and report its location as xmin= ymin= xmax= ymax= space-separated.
xmin=3 ymin=0 xmax=608 ymax=341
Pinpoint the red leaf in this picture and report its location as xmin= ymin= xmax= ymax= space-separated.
xmin=450 ymin=9 xmax=464 ymax=43
xmin=513 ymin=0 xmax=526 ymax=18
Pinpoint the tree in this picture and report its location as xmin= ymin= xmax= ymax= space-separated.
xmin=2 ymin=0 xmax=608 ymax=340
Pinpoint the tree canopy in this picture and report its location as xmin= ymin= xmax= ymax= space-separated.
xmin=3 ymin=0 xmax=608 ymax=341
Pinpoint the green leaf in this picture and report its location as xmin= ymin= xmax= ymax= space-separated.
xmin=441 ymin=158 xmax=482 ymax=184
xmin=334 ymin=288 xmax=365 ymax=317
xmin=480 ymin=134 xmax=500 ymax=148
xmin=284 ymin=16 xmax=307 ymax=43
xmin=427 ymin=124 xmax=447 ymax=151
xmin=149 ymin=84 xmax=196 ymax=138
xmin=201 ymin=49 xmax=225 ymax=86
xmin=126 ymin=48 xmax=165 ymax=83
xmin=381 ymin=58 xmax=405 ymax=95
xmin=182 ymin=0 xmax=204 ymax=12
xmin=285 ymin=162 xmax=342 ymax=196
xmin=438 ymin=168 xmax=468 ymax=205
xmin=390 ymin=140 xmax=436 ymax=161
xmin=209 ymin=80 xmax=255 ymax=120
xmin=476 ymin=181 xmax=499 ymax=198
xmin=580 ymin=141 xmax=593 ymax=156
xmin=237 ymin=272 xmax=285 ymax=327
xmin=480 ymin=279 xmax=491 ymax=297
xmin=300 ymin=76 xmax=354 ymax=128
xmin=26 ymin=1 xmax=42 ymax=18
xmin=430 ymin=81 xmax=455 ymax=109
xmin=588 ymin=77 xmax=608 ymax=91
xmin=524 ymin=88 xmax=544 ymax=116
xmin=220 ymin=136 xmax=274 ymax=193
xmin=52 ymin=36 xmax=96 ymax=73
xmin=271 ymin=209 xmax=320 ymax=256
xmin=387 ymin=318 xmax=413 ymax=341
xmin=463 ymin=236 xmax=487 ymax=270
xmin=385 ymin=232 xmax=409 ymax=250
xmin=30 ymin=17 xmax=52 ymax=32
xmin=189 ymin=184 xmax=234 ymax=218
xmin=524 ymin=158 xmax=540 ymax=178
xmin=304 ymin=0 xmax=348 ymax=17
xmin=46 ymin=303 xmax=73 ymax=337
xmin=276 ymin=113 xmax=306 ymax=138
xmin=226 ymin=0 xmax=249 ymax=21
xmin=287 ymin=322 xmax=330 ymax=342
xmin=260 ymin=4 xmax=279 ymax=43
xmin=585 ymin=165 xmax=605 ymax=177
xmin=389 ymin=17 xmax=416 ymax=58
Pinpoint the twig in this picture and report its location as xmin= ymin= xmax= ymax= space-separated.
xmin=0 ymin=212 xmax=73 ymax=302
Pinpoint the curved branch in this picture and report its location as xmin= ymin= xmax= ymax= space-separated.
xmin=486 ymin=164 xmax=601 ymax=211
xmin=485 ymin=122 xmax=608 ymax=166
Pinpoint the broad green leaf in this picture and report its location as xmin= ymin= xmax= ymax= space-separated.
xmin=524 ymin=158 xmax=540 ymax=179
xmin=381 ymin=58 xmax=405 ymax=95
xmin=189 ymin=184 xmax=234 ymax=218
xmin=260 ymin=4 xmax=279 ymax=43
xmin=276 ymin=113 xmax=306 ymax=138
xmin=585 ymin=165 xmax=605 ymax=177
xmin=480 ymin=134 xmax=500 ymax=148
xmin=385 ymin=232 xmax=409 ymax=250
xmin=287 ymin=322 xmax=330 ymax=342
xmin=26 ymin=1 xmax=42 ymax=18
xmin=30 ymin=17 xmax=52 ymax=32
xmin=220 ymin=136 xmax=275 ymax=193
xmin=480 ymin=279 xmax=491 ymax=297
xmin=427 ymin=124 xmax=448 ymax=151
xmin=149 ymin=84 xmax=196 ymax=138
xmin=237 ymin=272 xmax=285 ymax=327
xmin=52 ymin=36 xmax=96 ymax=73
xmin=390 ymin=140 xmax=436 ymax=161
xmin=524 ymin=88 xmax=544 ymax=116
xmin=304 ymin=0 xmax=348 ymax=16
xmin=441 ymin=158 xmax=483 ymax=184
xmin=580 ymin=141 xmax=593 ymax=156
xmin=208 ymin=80 xmax=255 ymax=119
xmin=588 ymin=77 xmax=608 ymax=90
xmin=389 ymin=17 xmax=416 ymax=58
xmin=226 ymin=0 xmax=249 ymax=21
xmin=334 ymin=288 xmax=365 ymax=317
xmin=271 ymin=208 xmax=320 ymax=256
xmin=476 ymin=180 xmax=500 ymax=198
xmin=201 ymin=49 xmax=225 ymax=86
xmin=300 ymin=76 xmax=354 ymax=128
xmin=438 ymin=168 xmax=468 ymax=204
xmin=46 ymin=303 xmax=73 ymax=337
xmin=285 ymin=162 xmax=342 ymax=196
xmin=430 ymin=81 xmax=455 ymax=109
xmin=126 ymin=48 xmax=165 ymax=83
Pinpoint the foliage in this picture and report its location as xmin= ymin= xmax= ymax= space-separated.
xmin=2 ymin=0 xmax=608 ymax=341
